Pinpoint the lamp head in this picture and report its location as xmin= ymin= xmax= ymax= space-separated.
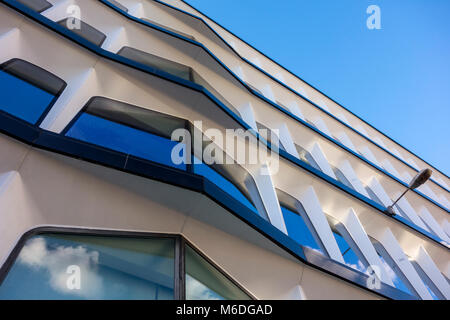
xmin=408 ymin=168 xmax=432 ymax=190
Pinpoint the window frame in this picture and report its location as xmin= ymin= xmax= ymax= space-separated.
xmin=0 ymin=226 xmax=255 ymax=300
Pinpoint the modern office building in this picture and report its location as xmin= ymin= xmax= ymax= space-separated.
xmin=0 ymin=0 xmax=449 ymax=300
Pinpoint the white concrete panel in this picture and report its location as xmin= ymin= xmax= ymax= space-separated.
xmin=407 ymin=158 xmax=420 ymax=171
xmin=377 ymin=229 xmax=433 ymax=300
xmin=101 ymin=26 xmax=128 ymax=52
xmin=335 ymin=132 xmax=357 ymax=153
xmin=308 ymin=142 xmax=337 ymax=179
xmin=417 ymin=184 xmax=439 ymax=203
xmin=274 ymin=73 xmax=285 ymax=83
xmin=0 ymin=28 xmax=21 ymax=63
xmin=232 ymin=65 xmax=246 ymax=81
xmin=381 ymin=159 xmax=402 ymax=180
xmin=311 ymin=117 xmax=332 ymax=137
xmin=418 ymin=207 xmax=450 ymax=244
xmin=248 ymin=165 xmax=288 ymax=234
xmin=359 ymin=146 xmax=381 ymax=167
xmin=441 ymin=220 xmax=450 ymax=238
xmin=336 ymin=113 xmax=350 ymax=126
xmin=390 ymin=147 xmax=405 ymax=161
xmin=42 ymin=0 xmax=74 ymax=22
xmin=0 ymin=171 xmax=17 ymax=196
xmin=435 ymin=177 xmax=449 ymax=190
xmin=299 ymin=186 xmax=345 ymax=264
xmin=395 ymin=196 xmax=430 ymax=231
xmin=337 ymin=160 xmax=369 ymax=197
xmin=40 ymin=68 xmax=99 ymax=132
xmin=368 ymin=177 xmax=401 ymax=215
xmin=277 ymin=124 xmax=300 ymax=158
xmin=413 ymin=246 xmax=450 ymax=300
xmin=372 ymin=136 xmax=388 ymax=150
xmin=285 ymin=101 xmax=305 ymax=121
xmin=316 ymin=100 xmax=330 ymax=113
xmin=438 ymin=194 xmax=450 ymax=210
xmin=250 ymin=57 xmax=262 ymax=68
xmin=127 ymin=2 xmax=145 ymax=18
xmin=261 ymin=84 xmax=276 ymax=102
xmin=355 ymin=125 xmax=369 ymax=138
xmin=237 ymin=102 xmax=257 ymax=131
xmin=339 ymin=209 xmax=394 ymax=285
xmin=296 ymin=86 xmax=309 ymax=99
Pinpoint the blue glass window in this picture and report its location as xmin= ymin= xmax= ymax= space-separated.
xmin=281 ymin=206 xmax=322 ymax=252
xmin=66 ymin=113 xmax=186 ymax=170
xmin=193 ymin=161 xmax=258 ymax=214
xmin=0 ymin=70 xmax=55 ymax=123
xmin=185 ymin=245 xmax=251 ymax=300
xmin=332 ymin=231 xmax=366 ymax=272
xmin=0 ymin=234 xmax=175 ymax=300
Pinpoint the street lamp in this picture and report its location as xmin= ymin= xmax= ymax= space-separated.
xmin=385 ymin=168 xmax=432 ymax=216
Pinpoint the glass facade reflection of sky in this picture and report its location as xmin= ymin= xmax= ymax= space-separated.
xmin=66 ymin=113 xmax=186 ymax=170
xmin=0 ymin=234 xmax=175 ymax=300
xmin=185 ymin=245 xmax=250 ymax=300
xmin=0 ymin=70 xmax=54 ymax=124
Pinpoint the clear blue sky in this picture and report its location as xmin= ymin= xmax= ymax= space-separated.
xmin=186 ymin=0 xmax=450 ymax=176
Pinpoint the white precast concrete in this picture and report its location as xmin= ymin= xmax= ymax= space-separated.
xmin=372 ymin=136 xmax=388 ymax=150
xmin=390 ymin=147 xmax=405 ymax=162
xmin=285 ymin=101 xmax=305 ymax=121
xmin=367 ymin=177 xmax=402 ymax=216
xmin=394 ymin=195 xmax=430 ymax=231
xmin=0 ymin=28 xmax=21 ymax=63
xmin=376 ymin=229 xmax=433 ymax=300
xmin=316 ymin=100 xmax=330 ymax=113
xmin=296 ymin=86 xmax=309 ymax=99
xmin=335 ymin=132 xmax=358 ymax=153
xmin=336 ymin=113 xmax=350 ymax=126
xmin=417 ymin=207 xmax=450 ymax=244
xmin=355 ymin=125 xmax=369 ymax=138
xmin=277 ymin=123 xmax=299 ymax=158
xmin=338 ymin=209 xmax=394 ymax=286
xmin=237 ymin=102 xmax=258 ymax=131
xmin=413 ymin=246 xmax=450 ymax=300
xmin=274 ymin=73 xmax=285 ymax=84
xmin=442 ymin=220 xmax=450 ymax=238
xmin=298 ymin=186 xmax=345 ymax=264
xmin=232 ymin=65 xmax=246 ymax=81
xmin=246 ymin=165 xmax=288 ymax=234
xmin=381 ymin=159 xmax=402 ymax=181
xmin=307 ymin=142 xmax=337 ymax=179
xmin=359 ymin=146 xmax=381 ymax=167
xmin=337 ymin=160 xmax=369 ymax=197
xmin=101 ymin=26 xmax=128 ymax=52
xmin=260 ymin=84 xmax=276 ymax=103
xmin=40 ymin=68 xmax=99 ymax=131
xmin=438 ymin=195 xmax=450 ymax=210
xmin=407 ymin=158 xmax=420 ymax=171
xmin=127 ymin=2 xmax=145 ymax=18
xmin=311 ymin=117 xmax=332 ymax=137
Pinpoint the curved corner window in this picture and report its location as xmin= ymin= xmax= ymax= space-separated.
xmin=16 ymin=0 xmax=52 ymax=12
xmin=185 ymin=245 xmax=251 ymax=300
xmin=0 ymin=230 xmax=253 ymax=300
xmin=65 ymin=97 xmax=187 ymax=170
xmin=0 ymin=234 xmax=175 ymax=300
xmin=57 ymin=18 xmax=106 ymax=47
xmin=0 ymin=59 xmax=65 ymax=124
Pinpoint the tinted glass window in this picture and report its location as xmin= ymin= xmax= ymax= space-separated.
xmin=193 ymin=161 xmax=258 ymax=214
xmin=0 ymin=70 xmax=55 ymax=123
xmin=57 ymin=18 xmax=106 ymax=47
xmin=118 ymin=46 xmax=192 ymax=81
xmin=66 ymin=113 xmax=186 ymax=170
xmin=0 ymin=234 xmax=175 ymax=300
xmin=332 ymin=231 xmax=365 ymax=272
xmin=16 ymin=0 xmax=52 ymax=13
xmin=185 ymin=245 xmax=251 ymax=300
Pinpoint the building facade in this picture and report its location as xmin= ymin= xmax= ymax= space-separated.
xmin=0 ymin=0 xmax=449 ymax=300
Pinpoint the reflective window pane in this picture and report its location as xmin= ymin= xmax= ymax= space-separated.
xmin=0 ymin=234 xmax=175 ymax=300
xmin=66 ymin=113 xmax=186 ymax=170
xmin=0 ymin=70 xmax=55 ymax=123
xmin=185 ymin=245 xmax=251 ymax=300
